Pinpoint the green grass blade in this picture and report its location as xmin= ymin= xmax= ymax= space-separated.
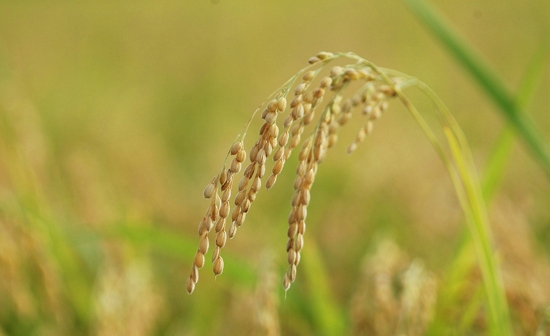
xmin=402 ymin=0 xmax=550 ymax=178
xmin=301 ymin=239 xmax=347 ymax=336
xmin=443 ymin=127 xmax=511 ymax=336
xmin=103 ymin=223 xmax=257 ymax=288
xmin=483 ymin=42 xmax=549 ymax=199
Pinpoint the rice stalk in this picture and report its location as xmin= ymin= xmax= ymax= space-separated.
xmin=186 ymin=51 xmax=511 ymax=335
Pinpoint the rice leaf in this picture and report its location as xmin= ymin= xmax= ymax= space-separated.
xmin=402 ymin=0 xmax=550 ymax=178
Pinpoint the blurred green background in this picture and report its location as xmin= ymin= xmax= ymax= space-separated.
xmin=0 ymin=0 xmax=549 ymax=335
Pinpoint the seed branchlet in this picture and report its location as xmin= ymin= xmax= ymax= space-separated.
xmin=187 ymin=51 xmax=402 ymax=294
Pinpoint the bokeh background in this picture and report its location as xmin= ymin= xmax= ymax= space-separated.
xmin=0 ymin=0 xmax=549 ymax=335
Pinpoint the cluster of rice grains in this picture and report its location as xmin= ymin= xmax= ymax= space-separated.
xmin=186 ymin=52 xmax=401 ymax=294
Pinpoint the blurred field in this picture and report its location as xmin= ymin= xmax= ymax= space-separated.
xmin=0 ymin=0 xmax=549 ymax=335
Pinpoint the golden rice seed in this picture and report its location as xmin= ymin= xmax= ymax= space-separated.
xmin=266 ymin=174 xmax=277 ymax=189
xmin=344 ymin=68 xmax=360 ymax=80
xmin=379 ymin=100 xmax=389 ymax=112
xmin=295 ymin=83 xmax=306 ymax=96
xmin=303 ymin=102 xmax=312 ymax=114
xmin=247 ymin=188 xmax=257 ymax=202
xmin=277 ymin=97 xmax=287 ymax=111
xmin=308 ymin=56 xmax=321 ymax=64
xmin=294 ymin=251 xmax=301 ymax=265
xmin=288 ymin=210 xmax=297 ymax=226
xmin=211 ymin=246 xmax=221 ymax=262
xmin=338 ymin=112 xmax=351 ymax=125
xmin=219 ymin=169 xmax=228 ymax=185
xmin=244 ymin=162 xmax=256 ymax=179
xmin=362 ymin=105 xmax=373 ymax=116
xmin=352 ymin=95 xmax=362 ymax=107
xmin=215 ymin=217 xmax=226 ymax=232
xmin=320 ymin=76 xmax=332 ymax=88
xmin=313 ymin=88 xmax=325 ymax=99
xmin=238 ymin=176 xmax=249 ymax=192
xmin=276 ymin=130 xmax=289 ymax=148
xmin=296 ymin=204 xmax=307 ymax=221
xmin=328 ymin=122 xmax=339 ymax=135
xmin=236 ymin=211 xmax=246 ymax=226
xmin=284 ymin=147 xmax=292 ymax=160
xmin=365 ymin=121 xmax=374 ymax=134
xmin=250 ymin=144 xmax=259 ymax=163
xmin=228 ymin=222 xmax=238 ymax=238
xmin=235 ymin=190 xmax=247 ymax=206
xmin=330 ymin=66 xmax=343 ymax=77
xmin=303 ymin=91 xmax=314 ymax=104
xmin=206 ymin=214 xmax=215 ymax=230
xmin=194 ymin=251 xmax=205 ymax=268
xmin=273 ymin=158 xmax=284 ymax=175
xmin=287 ymin=222 xmax=298 ymax=238
xmin=289 ymin=264 xmax=297 ymax=282
xmin=241 ymin=198 xmax=251 ymax=213
xmin=261 ymin=107 xmax=269 ymax=119
xmin=371 ymin=106 xmax=382 ymax=120
xmin=347 ymin=142 xmax=357 ymax=154
xmin=221 ymin=172 xmax=232 ymax=191
xmin=287 ymin=248 xmax=297 ymax=265
xmin=341 ymin=98 xmax=352 ymax=112
xmin=259 ymin=122 xmax=269 ymax=136
xmin=256 ymin=163 xmax=266 ymax=178
xmin=291 ymin=104 xmax=304 ymax=119
xmin=198 ymin=217 xmax=207 ymax=236
xmin=302 ymin=70 xmax=315 ymax=82
xmin=286 ymin=237 xmax=295 ymax=251
xmin=216 ymin=230 xmax=227 ymax=248
xmin=373 ymin=91 xmax=385 ymax=102
xmin=305 ymin=169 xmax=315 ymax=185
xmin=291 ymin=122 xmax=303 ymax=136
xmin=298 ymin=220 xmax=306 ymax=235
xmin=236 ymin=148 xmax=246 ymax=163
xmin=230 ymin=158 xmax=242 ymax=173
xmin=295 ymin=233 xmax=304 ymax=252
xmin=273 ymin=147 xmax=285 ymax=161
xmin=199 ymin=234 xmax=209 ymax=255
xmin=213 ymin=256 xmax=224 ymax=276
xmin=270 ymin=123 xmax=280 ymax=138
xmin=251 ymin=175 xmax=262 ymax=192
xmin=203 ymin=181 xmax=216 ymax=199
xmin=290 ymin=95 xmax=302 ymax=108
xmin=283 ymin=115 xmax=293 ymax=128
xmin=267 ymin=99 xmax=278 ymax=112
xmin=293 ymin=176 xmax=303 ymax=190
xmin=299 ymin=146 xmax=310 ymax=162
xmin=314 ymin=132 xmax=324 ymax=147
xmin=331 ymin=104 xmax=341 ymax=117
xmin=296 ymin=160 xmax=307 ymax=176
xmin=314 ymin=146 xmax=324 ymax=162
xmin=291 ymin=192 xmax=301 ymax=207
xmin=230 ymin=141 xmax=243 ymax=155
xmin=283 ymin=273 xmax=291 ymax=291
xmin=301 ymin=189 xmax=311 ymax=206
xmin=191 ymin=265 xmax=199 ymax=283
xmin=316 ymin=51 xmax=333 ymax=60
xmin=264 ymin=140 xmax=273 ymax=156
xmin=221 ymin=186 xmax=232 ymax=203
xmin=379 ymin=85 xmax=395 ymax=96
xmin=289 ymin=133 xmax=301 ymax=149
xmin=219 ymin=202 xmax=230 ymax=219
xmin=186 ymin=276 xmax=195 ymax=294
xmin=269 ymin=136 xmax=277 ymax=152
xmin=256 ymin=148 xmax=266 ymax=165
xmin=356 ymin=127 xmax=367 ymax=143
xmin=303 ymin=111 xmax=315 ymax=125
xmin=264 ymin=112 xmax=277 ymax=125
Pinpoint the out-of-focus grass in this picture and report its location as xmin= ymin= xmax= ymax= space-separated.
xmin=0 ymin=1 xmax=549 ymax=335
